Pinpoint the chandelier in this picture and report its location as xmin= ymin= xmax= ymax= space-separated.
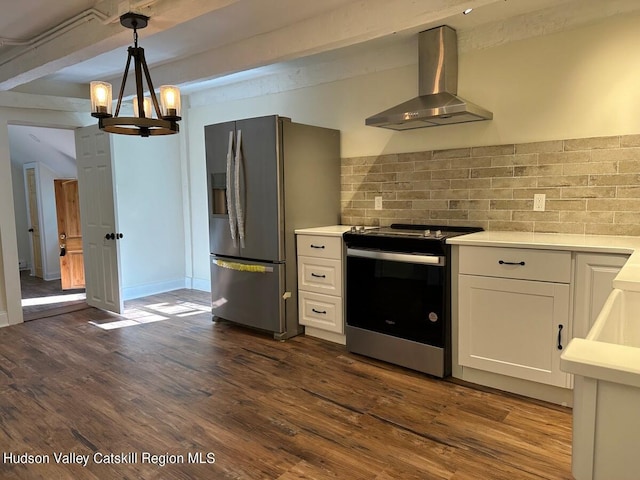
xmin=90 ymin=13 xmax=181 ymax=137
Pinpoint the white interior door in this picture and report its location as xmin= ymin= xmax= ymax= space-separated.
xmin=75 ymin=125 xmax=123 ymax=314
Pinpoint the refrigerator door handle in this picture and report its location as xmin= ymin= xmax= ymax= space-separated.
xmin=226 ymin=130 xmax=237 ymax=246
xmin=235 ymin=129 xmax=246 ymax=248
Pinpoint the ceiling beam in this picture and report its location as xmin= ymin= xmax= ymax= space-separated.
xmin=0 ymin=0 xmax=240 ymax=91
xmin=113 ymin=0 xmax=496 ymax=95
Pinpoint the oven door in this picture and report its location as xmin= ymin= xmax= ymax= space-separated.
xmin=346 ymin=248 xmax=446 ymax=346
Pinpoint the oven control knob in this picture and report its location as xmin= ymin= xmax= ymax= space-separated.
xmin=423 ymin=229 xmax=431 ymax=237
xmin=350 ymin=226 xmax=358 ymax=233
xmin=357 ymin=225 xmax=366 ymax=232
xmin=435 ymin=230 xmax=442 ymax=238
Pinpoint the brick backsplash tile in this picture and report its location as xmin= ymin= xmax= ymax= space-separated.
xmin=513 ymin=211 xmax=560 ymax=222
xmin=562 ymin=162 xmax=617 ymax=175
xmin=433 ymin=147 xmax=471 ymax=159
xmin=616 ymin=186 xmax=640 ymax=198
xmin=469 ymin=188 xmax=513 ymax=199
xmin=587 ymin=224 xmax=640 ymax=236
xmin=537 ymin=175 xmax=588 ymax=187
xmin=491 ymin=154 xmax=538 ymax=167
xmin=492 ymin=177 xmax=537 ymax=188
xmin=564 ymin=137 xmax=620 ymax=151
xmin=561 ymin=186 xmax=616 ymax=198
xmin=451 ymin=157 xmax=492 ymax=169
xmin=546 ymin=199 xmax=587 ymax=211
xmin=560 ymin=211 xmax=614 ymax=223
xmin=451 ymin=178 xmax=492 ymax=189
xmin=592 ymin=147 xmax=640 ymax=163
xmin=614 ymin=212 xmax=640 ymax=224
xmin=514 ymin=164 xmax=563 ymax=177
xmin=415 ymin=159 xmax=452 ymax=171
xmin=618 ymin=159 xmax=640 ymax=173
xmin=471 ymin=166 xmax=514 ymax=178
xmin=534 ymin=222 xmax=585 ymax=234
xmin=589 ymin=174 xmax=640 ymax=186
xmin=538 ymin=151 xmax=591 ymax=164
xmin=431 ymin=189 xmax=470 ymax=199
xmin=488 ymin=221 xmax=534 ymax=232
xmin=516 ymin=140 xmax=564 ymax=154
xmin=587 ymin=198 xmax=640 ymax=211
xmin=381 ymin=162 xmax=414 ymax=173
xmin=341 ymin=134 xmax=640 ymax=236
xmin=621 ymin=135 xmax=640 ymax=148
xmin=472 ymin=144 xmax=515 ymax=157
xmin=468 ymin=210 xmax=511 ymax=221
xmin=399 ymin=151 xmax=432 ymax=162
xmin=432 ymin=168 xmax=470 ymax=180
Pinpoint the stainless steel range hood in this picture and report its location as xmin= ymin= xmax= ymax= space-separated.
xmin=366 ymin=25 xmax=492 ymax=130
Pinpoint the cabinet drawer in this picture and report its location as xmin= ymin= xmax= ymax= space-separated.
xmin=299 ymin=291 xmax=343 ymax=333
xmin=297 ymin=235 xmax=342 ymax=260
xmin=298 ymin=256 xmax=341 ymax=295
xmin=459 ymin=246 xmax=571 ymax=283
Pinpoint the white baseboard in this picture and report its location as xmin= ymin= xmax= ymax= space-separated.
xmin=0 ymin=311 xmax=9 ymax=328
xmin=190 ymin=277 xmax=211 ymax=292
xmin=122 ymin=279 xmax=189 ymax=301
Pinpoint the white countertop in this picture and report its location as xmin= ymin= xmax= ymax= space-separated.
xmin=447 ymin=230 xmax=640 ymax=254
xmin=295 ymin=225 xmax=352 ymax=236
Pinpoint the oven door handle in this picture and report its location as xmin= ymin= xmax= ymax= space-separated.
xmin=347 ymin=248 xmax=445 ymax=266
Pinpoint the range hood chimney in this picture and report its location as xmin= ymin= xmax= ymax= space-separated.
xmin=365 ymin=25 xmax=492 ymax=130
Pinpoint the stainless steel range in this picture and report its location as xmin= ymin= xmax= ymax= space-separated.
xmin=343 ymin=224 xmax=482 ymax=377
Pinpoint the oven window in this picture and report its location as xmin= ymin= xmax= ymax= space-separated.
xmin=346 ymin=255 xmax=445 ymax=346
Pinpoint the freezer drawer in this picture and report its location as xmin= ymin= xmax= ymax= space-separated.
xmin=210 ymin=256 xmax=286 ymax=334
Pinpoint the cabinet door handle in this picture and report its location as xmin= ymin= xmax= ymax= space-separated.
xmin=498 ymin=260 xmax=525 ymax=266
xmin=557 ymin=324 xmax=564 ymax=350
xmin=312 ymin=308 xmax=327 ymax=315
xmin=311 ymin=273 xmax=326 ymax=278
xmin=310 ymin=244 xmax=325 ymax=249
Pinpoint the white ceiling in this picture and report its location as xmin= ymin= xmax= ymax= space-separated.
xmin=4 ymin=0 xmax=638 ymax=100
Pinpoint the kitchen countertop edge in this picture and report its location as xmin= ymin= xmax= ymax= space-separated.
xmin=295 ymin=225 xmax=353 ymax=236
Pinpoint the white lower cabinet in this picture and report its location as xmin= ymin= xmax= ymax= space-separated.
xmin=295 ymin=229 xmax=347 ymax=344
xmin=573 ymin=253 xmax=628 ymax=339
xmin=458 ymin=246 xmax=572 ymax=388
xmin=458 ymin=275 xmax=571 ymax=388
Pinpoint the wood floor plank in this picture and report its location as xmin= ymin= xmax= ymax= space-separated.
xmin=0 ymin=289 xmax=573 ymax=479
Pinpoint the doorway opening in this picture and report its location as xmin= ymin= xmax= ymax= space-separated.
xmin=8 ymin=125 xmax=88 ymax=321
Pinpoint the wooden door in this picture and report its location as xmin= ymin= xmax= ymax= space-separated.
xmin=25 ymin=167 xmax=43 ymax=278
xmin=54 ymin=179 xmax=85 ymax=290
xmin=75 ymin=125 xmax=123 ymax=314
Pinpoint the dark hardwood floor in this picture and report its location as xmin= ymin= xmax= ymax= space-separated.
xmin=0 ymin=289 xmax=573 ymax=479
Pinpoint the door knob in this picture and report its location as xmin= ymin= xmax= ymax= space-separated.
xmin=117 ymin=233 xmax=124 ymax=239
xmin=60 ymin=233 xmax=66 ymax=240
xmin=28 ymin=228 xmax=34 ymax=232
xmin=105 ymin=233 xmax=115 ymax=240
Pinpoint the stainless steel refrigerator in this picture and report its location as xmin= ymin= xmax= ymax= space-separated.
xmin=206 ymin=115 xmax=341 ymax=339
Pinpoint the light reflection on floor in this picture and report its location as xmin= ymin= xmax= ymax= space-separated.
xmin=89 ymin=300 xmax=211 ymax=330
xmin=21 ymin=293 xmax=87 ymax=307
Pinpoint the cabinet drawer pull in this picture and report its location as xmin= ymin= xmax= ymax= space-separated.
xmin=498 ymin=260 xmax=525 ymax=266
xmin=557 ymin=324 xmax=564 ymax=350
xmin=312 ymin=308 xmax=327 ymax=315
xmin=310 ymin=244 xmax=325 ymax=249
xmin=310 ymin=272 xmax=326 ymax=278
